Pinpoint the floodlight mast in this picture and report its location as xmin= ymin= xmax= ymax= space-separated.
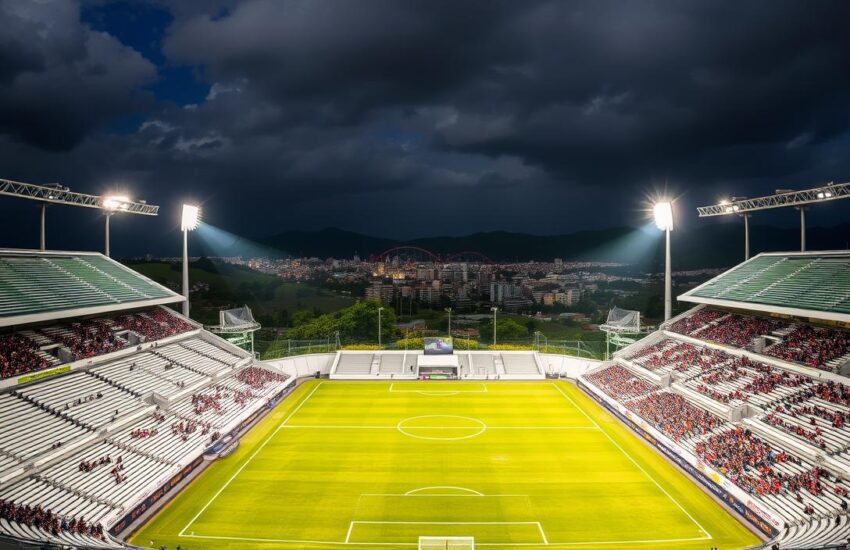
xmin=654 ymin=201 xmax=674 ymax=322
xmin=181 ymin=204 xmax=201 ymax=317
xmin=102 ymin=195 xmax=131 ymax=257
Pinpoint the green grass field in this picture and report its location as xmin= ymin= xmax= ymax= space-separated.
xmin=131 ymin=381 xmax=761 ymax=549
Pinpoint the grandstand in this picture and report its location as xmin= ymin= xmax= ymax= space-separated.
xmin=5 ymin=246 xmax=850 ymax=550
xmin=329 ymin=350 xmax=545 ymax=379
xmin=580 ymin=251 xmax=850 ymax=549
xmin=0 ymin=250 xmax=293 ymax=548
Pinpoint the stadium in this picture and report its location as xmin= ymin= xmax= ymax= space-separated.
xmin=0 ymin=184 xmax=847 ymax=550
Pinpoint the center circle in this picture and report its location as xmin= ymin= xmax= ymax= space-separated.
xmin=396 ymin=415 xmax=487 ymax=441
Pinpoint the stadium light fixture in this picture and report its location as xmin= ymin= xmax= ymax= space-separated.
xmin=102 ymin=195 xmax=131 ymax=257
xmin=181 ymin=204 xmax=202 ymax=317
xmin=653 ymin=201 xmax=674 ymax=231
xmin=653 ymin=200 xmax=674 ymax=322
xmin=491 ymin=306 xmax=498 ymax=345
xmin=181 ymin=204 xmax=201 ymax=231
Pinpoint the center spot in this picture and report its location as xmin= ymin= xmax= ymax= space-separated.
xmin=396 ymin=415 xmax=487 ymax=441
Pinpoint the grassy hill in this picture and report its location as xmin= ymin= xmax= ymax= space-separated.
xmin=126 ymin=259 xmax=355 ymax=326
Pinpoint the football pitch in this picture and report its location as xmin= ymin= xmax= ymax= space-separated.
xmin=131 ymin=381 xmax=761 ymax=549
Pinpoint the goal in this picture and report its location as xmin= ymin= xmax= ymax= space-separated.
xmin=418 ymin=536 xmax=474 ymax=550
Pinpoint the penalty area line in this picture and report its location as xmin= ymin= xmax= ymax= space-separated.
xmin=550 ymin=382 xmax=713 ymax=541
xmin=179 ymin=532 xmax=713 ymax=547
xmin=178 ymin=381 xmax=323 ymax=537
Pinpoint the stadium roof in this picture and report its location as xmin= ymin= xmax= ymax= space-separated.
xmin=0 ymin=249 xmax=182 ymax=327
xmin=679 ymin=251 xmax=850 ymax=323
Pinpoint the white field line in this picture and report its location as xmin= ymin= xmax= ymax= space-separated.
xmin=549 ymin=382 xmax=713 ymax=541
xmin=390 ymin=382 xmax=488 ymax=393
xmin=280 ymin=425 xmax=599 ymax=430
xmin=180 ymin=532 xmax=713 ymax=547
xmin=536 ymin=522 xmax=549 ymax=545
xmin=178 ymin=381 xmax=324 ymax=536
xmin=347 ymin=521 xmax=547 ymax=546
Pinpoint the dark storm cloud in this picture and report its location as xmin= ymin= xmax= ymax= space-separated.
xmin=1 ymin=0 xmax=850 ymax=254
xmin=0 ymin=0 xmax=155 ymax=150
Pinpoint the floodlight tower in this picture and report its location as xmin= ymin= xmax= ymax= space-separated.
xmin=102 ymin=195 xmax=130 ymax=257
xmin=444 ymin=307 xmax=452 ymax=337
xmin=490 ymin=306 xmax=498 ymax=345
xmin=378 ymin=306 xmax=384 ymax=346
xmin=654 ymin=201 xmax=674 ymax=322
xmin=181 ymin=204 xmax=201 ymax=317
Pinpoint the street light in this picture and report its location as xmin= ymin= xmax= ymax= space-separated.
xmin=102 ymin=195 xmax=131 ymax=257
xmin=490 ymin=306 xmax=498 ymax=345
xmin=653 ymin=201 xmax=674 ymax=322
xmin=444 ymin=307 xmax=452 ymax=337
xmin=378 ymin=307 xmax=384 ymax=347
xmin=181 ymin=204 xmax=201 ymax=317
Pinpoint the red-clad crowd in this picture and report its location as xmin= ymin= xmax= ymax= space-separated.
xmin=235 ymin=366 xmax=287 ymax=390
xmin=0 ymin=333 xmax=52 ymax=379
xmin=695 ymin=427 xmax=826 ymax=499
xmin=171 ymin=419 xmax=213 ymax=441
xmin=765 ymin=325 xmax=850 ymax=372
xmin=585 ymin=365 xmax=654 ymax=401
xmin=130 ymin=428 xmax=158 ymax=439
xmin=56 ymin=319 xmax=125 ymax=360
xmin=637 ymin=340 xmax=726 ymax=375
xmin=0 ymin=499 xmax=104 ymax=540
xmin=0 ymin=308 xmax=194 ymax=381
xmin=628 ymin=391 xmax=722 ymax=442
xmin=668 ymin=308 xmax=727 ymax=336
xmin=694 ymin=314 xmax=785 ymax=349
xmin=115 ymin=309 xmax=194 ymax=342
xmin=191 ymin=386 xmax=226 ymax=415
xmin=694 ymin=358 xmax=807 ymax=404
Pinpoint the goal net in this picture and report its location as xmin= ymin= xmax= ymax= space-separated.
xmin=418 ymin=536 xmax=474 ymax=550
xmin=219 ymin=305 xmax=258 ymax=329
xmin=600 ymin=306 xmax=641 ymax=333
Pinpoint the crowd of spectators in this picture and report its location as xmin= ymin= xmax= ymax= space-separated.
xmin=171 ymin=419 xmax=212 ymax=442
xmin=114 ymin=309 xmax=194 ymax=343
xmin=190 ymin=387 xmax=226 ymax=415
xmin=765 ymin=325 xmax=850 ymax=372
xmin=51 ymin=320 xmax=125 ymax=361
xmin=628 ymin=391 xmax=723 ymax=442
xmin=668 ymin=308 xmax=727 ymax=336
xmin=130 ymin=428 xmax=158 ymax=439
xmin=694 ymin=314 xmax=785 ymax=349
xmin=695 ymin=426 xmax=815 ymax=497
xmin=585 ymin=365 xmax=655 ymax=401
xmin=693 ymin=358 xmax=808 ymax=404
xmin=764 ymin=413 xmax=828 ymax=449
xmin=0 ymin=308 xmax=193 ymax=381
xmin=0 ymin=333 xmax=53 ymax=379
xmin=78 ymin=455 xmax=112 ymax=472
xmin=235 ymin=366 xmax=287 ymax=390
xmin=637 ymin=340 xmax=726 ymax=376
xmin=0 ymin=499 xmax=104 ymax=541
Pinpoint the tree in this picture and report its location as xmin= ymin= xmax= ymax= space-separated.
xmin=478 ymin=317 xmax=528 ymax=342
xmin=287 ymin=300 xmax=397 ymax=342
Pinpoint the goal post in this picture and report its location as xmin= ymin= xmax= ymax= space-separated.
xmin=418 ymin=536 xmax=474 ymax=550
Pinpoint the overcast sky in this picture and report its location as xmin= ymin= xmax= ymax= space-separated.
xmin=1 ymin=0 xmax=850 ymax=256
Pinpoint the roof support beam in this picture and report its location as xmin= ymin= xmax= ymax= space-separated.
xmin=0 ymin=178 xmax=159 ymax=215
xmin=697 ymin=182 xmax=850 ymax=217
